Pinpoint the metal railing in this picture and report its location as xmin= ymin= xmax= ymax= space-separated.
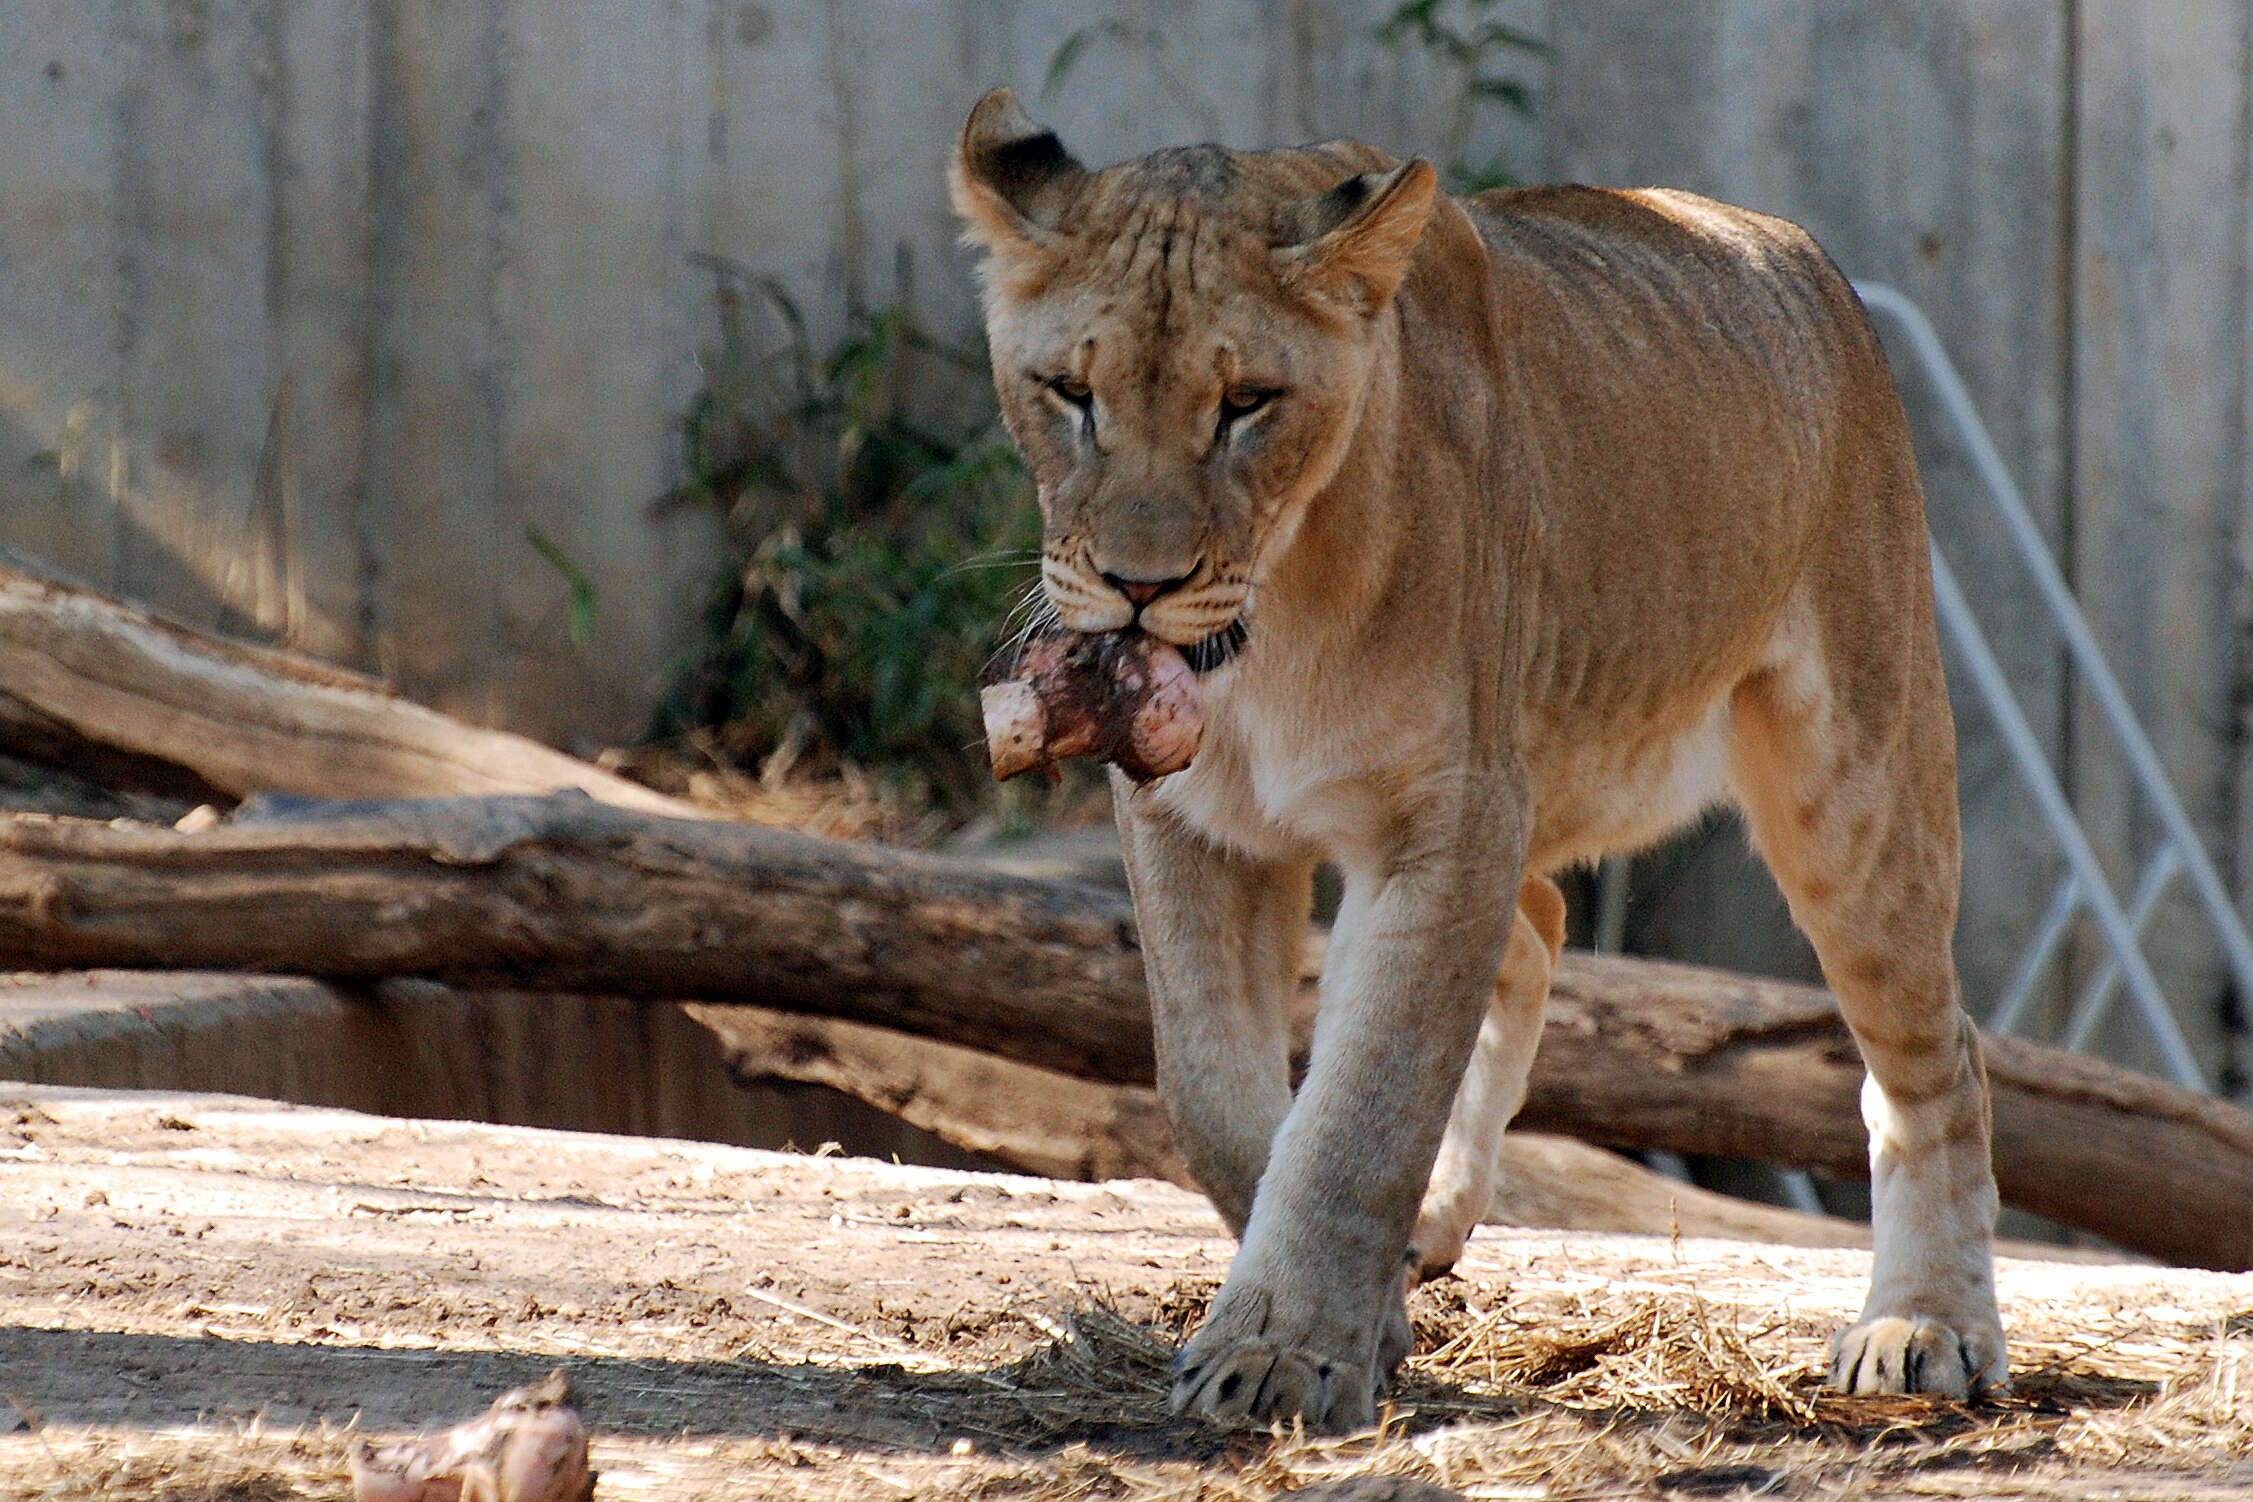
xmin=1853 ymin=282 xmax=2243 ymax=1092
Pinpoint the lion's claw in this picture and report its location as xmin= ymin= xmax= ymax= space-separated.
xmin=1829 ymin=1314 xmax=2008 ymax=1398
xmin=1377 ymin=1287 xmax=1413 ymax=1377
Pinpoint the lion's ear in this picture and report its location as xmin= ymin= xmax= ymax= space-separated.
xmin=1274 ymin=159 xmax=1438 ymax=314
xmin=950 ymin=88 xmax=1086 ymax=269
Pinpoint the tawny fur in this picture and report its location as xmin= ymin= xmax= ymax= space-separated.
xmin=953 ymin=87 xmax=2006 ymax=1431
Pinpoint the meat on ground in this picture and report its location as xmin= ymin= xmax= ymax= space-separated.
xmin=349 ymin=1369 xmax=595 ymax=1502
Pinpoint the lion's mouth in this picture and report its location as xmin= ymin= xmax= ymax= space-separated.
xmin=1180 ymin=619 xmax=1249 ymax=674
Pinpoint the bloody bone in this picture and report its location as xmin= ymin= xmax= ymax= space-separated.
xmin=349 ymin=1368 xmax=596 ymax=1502
xmin=980 ymin=630 xmax=1204 ymax=783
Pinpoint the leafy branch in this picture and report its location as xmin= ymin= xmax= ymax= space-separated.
xmin=1375 ymin=0 xmax=1545 ymax=192
xmin=652 ymin=254 xmax=1039 ymax=808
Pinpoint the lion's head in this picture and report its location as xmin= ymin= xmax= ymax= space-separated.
xmin=950 ymin=90 xmax=1435 ymax=670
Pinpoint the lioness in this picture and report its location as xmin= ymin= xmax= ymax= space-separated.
xmin=952 ymin=88 xmax=2006 ymax=1430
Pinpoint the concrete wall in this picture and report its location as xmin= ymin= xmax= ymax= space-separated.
xmin=0 ymin=970 xmax=1001 ymax=1168
xmin=1 ymin=2 xmax=2247 ymax=1087
xmin=0 ymin=0 xmax=1515 ymax=751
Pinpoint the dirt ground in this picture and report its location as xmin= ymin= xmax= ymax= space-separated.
xmin=2 ymin=1085 xmax=2249 ymax=1501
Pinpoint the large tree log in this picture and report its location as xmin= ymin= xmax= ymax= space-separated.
xmin=690 ymin=1003 xmax=1189 ymax=1186
xmin=697 ymin=1006 xmax=2127 ymax=1261
xmin=0 ymin=793 xmax=1159 ymax=1082
xmin=0 ymin=792 xmax=2247 ymax=1269
xmin=0 ymin=564 xmax=700 ymax=818
xmin=1509 ymin=958 xmax=2253 ymax=1270
xmin=692 ymin=1004 xmax=1904 ymax=1251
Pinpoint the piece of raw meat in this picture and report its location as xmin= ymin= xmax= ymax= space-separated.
xmin=980 ymin=630 xmax=1204 ymax=784
xmin=348 ymin=1369 xmax=595 ymax=1502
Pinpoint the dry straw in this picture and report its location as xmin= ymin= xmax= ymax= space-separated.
xmin=6 ymin=1294 xmax=2248 ymax=1500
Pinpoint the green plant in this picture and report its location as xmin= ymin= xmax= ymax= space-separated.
xmin=1039 ymin=19 xmax=1224 ymax=140
xmin=1374 ymin=0 xmax=1544 ymax=192
xmin=1041 ymin=5 xmax=1540 ymax=196
xmin=650 ymin=255 xmax=1043 ymax=809
xmin=526 ymin=525 xmax=598 ymax=649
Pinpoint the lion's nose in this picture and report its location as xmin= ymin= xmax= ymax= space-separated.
xmin=1101 ymin=569 xmax=1196 ymax=608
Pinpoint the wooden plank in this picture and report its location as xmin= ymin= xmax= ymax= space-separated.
xmin=0 ymin=3 xmax=132 ymax=587
xmin=2239 ymin=13 xmax=2253 ymax=1102
xmin=701 ymin=0 xmax=834 ymax=320
xmin=0 ymin=0 xmax=1576 ymax=756
xmin=256 ymin=3 xmax=373 ymax=666
xmin=1544 ymin=2 xmax=1724 ymax=193
xmin=105 ymin=0 xmax=277 ymax=634
xmin=0 ymin=6 xmax=374 ymax=667
xmin=2070 ymin=3 xmax=2249 ymax=1083
xmin=358 ymin=0 xmax=509 ymax=721
xmin=1775 ymin=2 xmax=2074 ymax=1028
xmin=485 ymin=2 xmax=704 ymax=745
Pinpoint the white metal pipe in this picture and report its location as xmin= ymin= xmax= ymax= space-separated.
xmin=1925 ymin=546 xmax=2207 ymax=1087
xmin=2065 ymin=843 xmax=2185 ymax=1053
xmin=1593 ymin=854 xmax=1631 ymax=955
xmin=1987 ymin=870 xmax=2080 ymax=1037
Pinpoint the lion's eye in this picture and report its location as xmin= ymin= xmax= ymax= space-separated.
xmin=1215 ymin=386 xmax=1278 ymax=445
xmin=1045 ymin=375 xmax=1093 ymax=409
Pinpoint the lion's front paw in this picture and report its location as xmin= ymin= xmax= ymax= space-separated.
xmin=1170 ymin=1279 xmax=1406 ymax=1432
xmin=1828 ymin=1314 xmax=2007 ymax=1398
xmin=1171 ymin=1338 xmax=1377 ymax=1431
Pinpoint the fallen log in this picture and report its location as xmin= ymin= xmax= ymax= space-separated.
xmin=688 ymin=1004 xmax=1189 ymax=1186
xmin=0 ymin=793 xmax=2247 ymax=1268
xmin=0 ymin=793 xmax=1157 ymax=1082
xmin=1512 ymin=954 xmax=2253 ymax=1270
xmin=0 ymin=564 xmax=700 ymax=818
xmin=692 ymin=1004 xmax=1906 ymax=1250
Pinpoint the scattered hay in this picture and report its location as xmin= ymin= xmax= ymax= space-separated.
xmin=874 ymin=1292 xmax=2251 ymax=1499
xmin=1415 ymin=1293 xmax=1814 ymax=1423
xmin=597 ymin=741 xmax=952 ymax=845
xmin=992 ymin=1302 xmax=1177 ymax=1437
xmin=2054 ymin=1321 xmax=2253 ymax=1469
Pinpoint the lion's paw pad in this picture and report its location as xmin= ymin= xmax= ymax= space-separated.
xmin=1829 ymin=1314 xmax=2007 ymax=1398
xmin=1171 ymin=1340 xmax=1377 ymax=1432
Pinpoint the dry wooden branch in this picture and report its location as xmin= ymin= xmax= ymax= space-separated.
xmin=691 ymin=1004 xmax=1891 ymax=1250
xmin=0 ymin=564 xmax=699 ymax=817
xmin=689 ymin=1004 xmax=1189 ymax=1186
xmin=0 ymin=793 xmax=1156 ymax=1082
xmin=0 ymin=793 xmax=2246 ymax=1268
xmin=1520 ymin=953 xmax=2253 ymax=1270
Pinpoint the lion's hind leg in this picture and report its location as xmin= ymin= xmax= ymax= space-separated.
xmin=1728 ymin=612 xmax=2007 ymax=1399
xmin=1411 ymin=874 xmax=1566 ymax=1282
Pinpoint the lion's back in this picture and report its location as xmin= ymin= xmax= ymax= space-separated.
xmin=1445 ymin=183 xmax=1930 ymax=871
xmin=1463 ymin=184 xmax=1871 ymax=409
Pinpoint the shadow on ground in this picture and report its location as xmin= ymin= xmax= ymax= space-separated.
xmin=4 ymin=1303 xmax=2164 ymax=1466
